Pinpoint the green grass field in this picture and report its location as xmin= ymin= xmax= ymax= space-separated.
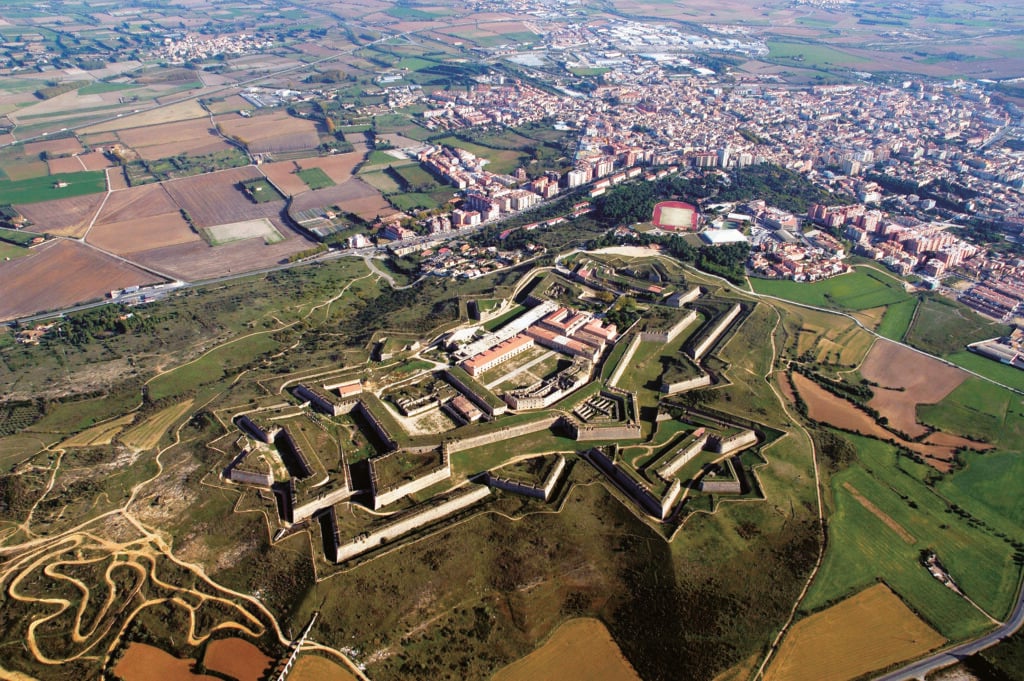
xmin=297 ymin=167 xmax=335 ymax=191
xmin=0 ymin=242 xmax=30 ymax=259
xmin=904 ymin=296 xmax=1009 ymax=357
xmin=944 ymin=351 xmax=1024 ymax=392
xmin=752 ymin=268 xmax=910 ymax=311
xmin=0 ymin=170 xmax=106 ymax=205
xmin=147 ymin=333 xmax=281 ymax=400
xmin=766 ymin=40 xmax=870 ymax=68
xmin=243 ymin=178 xmax=285 ymax=203
xmin=918 ymin=378 xmax=1021 ymax=446
xmin=387 ymin=192 xmax=439 ymax=211
xmin=875 ymin=297 xmax=918 ymax=341
xmin=431 ymin=136 xmax=527 ymax=175
xmin=0 ymin=227 xmax=44 ymax=245
xmin=803 ymin=434 xmax=1015 ymax=638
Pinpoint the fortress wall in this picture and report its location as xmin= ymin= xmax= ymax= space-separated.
xmin=292 ymin=485 xmax=354 ymax=523
xmin=701 ymin=479 xmax=742 ymax=494
xmin=236 ymin=415 xmax=280 ymax=443
xmin=370 ymin=450 xmax=451 ymax=510
xmin=334 ymin=486 xmax=492 ymax=563
xmin=661 ymin=373 xmax=712 ymax=395
xmin=690 ymin=303 xmax=742 ymax=362
xmin=609 ymin=333 xmax=643 ymax=388
xmin=656 ymin=434 xmax=709 ymax=480
xmin=487 ymin=455 xmax=566 ymax=502
xmin=443 ymin=369 xmax=508 ymax=417
xmin=444 ymin=416 xmax=559 ymax=454
xmin=711 ymin=429 xmax=758 ymax=454
xmin=228 ymin=469 xmax=273 ymax=488
xmin=588 ymin=448 xmax=673 ymax=520
xmin=641 ymin=309 xmax=697 ymax=343
xmin=294 ymin=384 xmax=344 ymax=416
xmin=355 ymin=400 xmax=399 ymax=452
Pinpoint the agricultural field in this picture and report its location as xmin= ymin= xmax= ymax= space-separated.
xmin=873 ymin=297 xmax=919 ymax=341
xmin=297 ymin=167 xmax=335 ymax=190
xmin=117 ymin=118 xmax=232 ymax=160
xmin=859 ymin=339 xmax=967 ymax=438
xmin=766 ymin=584 xmax=944 ymax=681
xmin=904 ymin=296 xmax=1010 ymax=358
xmin=493 ymin=618 xmax=641 ymax=681
xmin=802 ymin=433 xmax=1018 ymax=638
xmin=202 ymin=637 xmax=274 ymax=681
xmin=60 ymin=415 xmax=136 ymax=448
xmin=113 ymin=643 xmax=218 ymax=681
xmin=0 ymin=239 xmax=163 ymax=322
xmin=201 ymin=219 xmax=284 ymax=246
xmin=288 ymin=654 xmax=358 ymax=681
xmin=289 ymin=177 xmax=394 ymax=221
xmin=121 ymin=400 xmax=194 ymax=451
xmin=215 ymin=110 xmax=320 ymax=155
xmin=79 ymin=100 xmax=209 ymax=135
xmin=752 ymin=267 xmax=910 ymax=311
xmin=0 ymin=170 xmax=107 ymax=205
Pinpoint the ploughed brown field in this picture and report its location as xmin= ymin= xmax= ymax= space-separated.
xmin=202 ymin=637 xmax=274 ymax=681
xmin=15 ymin=194 xmax=105 ymax=238
xmin=97 ymin=183 xmax=178 ymax=222
xmin=88 ymin=212 xmax=200 ymax=255
xmin=0 ymin=239 xmax=163 ymax=321
xmin=260 ymin=160 xmax=311 ymax=196
xmin=290 ymin=177 xmax=394 ymax=221
xmin=789 ymin=373 xmax=990 ymax=471
xmin=162 ymin=166 xmax=283 ymax=228
xmin=106 ymin=167 xmax=129 ymax=190
xmin=130 ymin=218 xmax=314 ymax=281
xmin=47 ymin=156 xmax=88 ymax=174
xmin=24 ymin=137 xmax=84 ymax=157
xmin=117 ymin=118 xmax=232 ymax=160
xmin=79 ymin=150 xmax=115 ymax=171
xmin=859 ymin=340 xmax=967 ymax=438
xmin=300 ymin=152 xmax=364 ymax=183
xmin=765 ymin=583 xmax=945 ymax=681
xmin=113 ymin=643 xmax=219 ymax=681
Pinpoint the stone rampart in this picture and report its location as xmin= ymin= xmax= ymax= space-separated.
xmin=443 ymin=369 xmax=508 ymax=417
xmin=486 ymin=455 xmax=565 ymax=502
xmin=370 ymin=450 xmax=451 ymax=510
xmin=228 ymin=469 xmax=273 ymax=488
xmin=609 ymin=333 xmax=643 ymax=388
xmin=710 ymin=429 xmax=758 ymax=454
xmin=660 ymin=372 xmax=712 ymax=395
xmin=443 ymin=415 xmax=559 ymax=454
xmin=641 ymin=309 xmax=697 ymax=343
xmin=292 ymin=485 xmax=354 ymax=523
xmin=655 ymin=434 xmax=709 ymax=480
xmin=689 ymin=303 xmax=742 ymax=362
xmin=334 ymin=486 xmax=491 ymax=563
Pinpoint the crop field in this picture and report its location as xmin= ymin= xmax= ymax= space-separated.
xmin=215 ymin=111 xmax=320 ymax=154
xmin=767 ymin=584 xmax=944 ymax=681
xmin=289 ymin=654 xmax=358 ymax=681
xmin=289 ymin=178 xmax=393 ymax=221
xmin=804 ymin=434 xmax=1018 ymax=635
xmin=77 ymin=150 xmax=115 ymax=171
xmin=859 ymin=339 xmax=967 ymax=438
xmin=918 ymin=378 xmax=1019 ymax=446
xmin=92 ymin=212 xmax=198 ymax=255
xmin=299 ymin=152 xmax=363 ymax=183
xmin=60 ymin=415 xmax=135 ymax=448
xmin=117 ymin=118 xmax=232 ymax=160
xmin=297 ymin=167 xmax=335 ymax=190
xmin=0 ymin=242 xmax=30 ymax=259
xmin=45 ymin=156 xmax=85 ymax=174
xmin=493 ymin=618 xmax=641 ymax=681
xmin=0 ymin=239 xmax=162 ymax=322
xmin=789 ymin=373 xmax=983 ymax=469
xmin=0 ymin=170 xmax=106 ymax=205
xmin=202 ymin=638 xmax=274 ymax=681
xmin=753 ymin=268 xmax=909 ymax=311
xmin=163 ymin=167 xmax=281 ymax=228
xmin=359 ymin=170 xmax=402 ymax=193
xmin=80 ymin=99 xmax=208 ymax=134
xmin=201 ymin=218 xmax=284 ymax=246
xmin=121 ymin=399 xmax=194 ymax=451
xmin=945 ymin=351 xmax=1024 ymax=393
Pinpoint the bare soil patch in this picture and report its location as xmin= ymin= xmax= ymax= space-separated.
xmin=261 ymin=160 xmax=310 ymax=196
xmin=0 ymin=239 xmax=163 ymax=321
xmin=861 ymin=340 xmax=967 ymax=438
xmin=791 ymin=373 xmax=959 ymax=470
xmin=78 ymin=151 xmax=114 ymax=171
xmin=47 ymin=156 xmax=86 ymax=174
xmin=15 ymin=194 xmax=105 ymax=238
xmin=113 ymin=643 xmax=219 ymax=681
xmin=24 ymin=137 xmax=84 ymax=158
xmin=106 ymin=167 xmax=129 ymax=190
xmin=88 ymin=212 xmax=200 ymax=255
xmin=202 ymin=638 xmax=274 ymax=681
xmin=131 ymin=219 xmax=314 ymax=282
xmin=299 ymin=152 xmax=364 ymax=183
xmin=96 ymin=183 xmax=178 ymax=223
xmin=765 ymin=583 xmax=944 ymax=681
xmin=162 ymin=166 xmax=283 ymax=228
xmin=80 ymin=100 xmax=208 ymax=134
